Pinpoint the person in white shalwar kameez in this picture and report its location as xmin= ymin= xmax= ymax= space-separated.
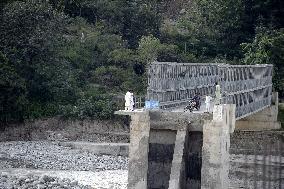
xmin=205 ymin=95 xmax=212 ymax=113
xmin=125 ymin=91 xmax=132 ymax=111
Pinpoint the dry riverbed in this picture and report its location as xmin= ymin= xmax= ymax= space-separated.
xmin=0 ymin=131 xmax=283 ymax=189
xmin=0 ymin=141 xmax=128 ymax=189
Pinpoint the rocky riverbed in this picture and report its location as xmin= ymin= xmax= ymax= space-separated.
xmin=0 ymin=173 xmax=93 ymax=189
xmin=0 ymin=141 xmax=128 ymax=189
xmin=1 ymin=131 xmax=283 ymax=189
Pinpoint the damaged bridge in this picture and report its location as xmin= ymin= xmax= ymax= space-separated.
xmin=115 ymin=62 xmax=280 ymax=189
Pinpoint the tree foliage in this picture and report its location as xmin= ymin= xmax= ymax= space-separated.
xmin=242 ymin=27 xmax=284 ymax=97
xmin=0 ymin=52 xmax=26 ymax=123
xmin=0 ymin=0 xmax=284 ymax=123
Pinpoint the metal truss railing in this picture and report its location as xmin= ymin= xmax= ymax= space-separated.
xmin=147 ymin=62 xmax=273 ymax=119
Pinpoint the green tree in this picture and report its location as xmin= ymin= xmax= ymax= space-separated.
xmin=51 ymin=0 xmax=161 ymax=48
xmin=0 ymin=52 xmax=26 ymax=123
xmin=0 ymin=0 xmax=79 ymax=119
xmin=167 ymin=0 xmax=246 ymax=59
xmin=161 ymin=0 xmax=283 ymax=60
xmin=242 ymin=27 xmax=284 ymax=97
xmin=138 ymin=35 xmax=162 ymax=64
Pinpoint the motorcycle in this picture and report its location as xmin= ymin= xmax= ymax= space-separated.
xmin=184 ymin=99 xmax=201 ymax=112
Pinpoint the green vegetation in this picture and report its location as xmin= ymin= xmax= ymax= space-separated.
xmin=242 ymin=28 xmax=284 ymax=97
xmin=0 ymin=0 xmax=283 ymax=124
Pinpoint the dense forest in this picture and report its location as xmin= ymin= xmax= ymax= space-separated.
xmin=0 ymin=0 xmax=283 ymax=123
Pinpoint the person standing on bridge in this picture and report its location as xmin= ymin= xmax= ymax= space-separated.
xmin=205 ymin=95 xmax=213 ymax=113
xmin=215 ymin=82 xmax=221 ymax=105
xmin=125 ymin=91 xmax=134 ymax=111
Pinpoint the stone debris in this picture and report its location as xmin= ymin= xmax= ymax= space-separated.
xmin=0 ymin=169 xmax=128 ymax=189
xmin=0 ymin=173 xmax=93 ymax=189
xmin=0 ymin=141 xmax=129 ymax=189
xmin=0 ymin=141 xmax=128 ymax=171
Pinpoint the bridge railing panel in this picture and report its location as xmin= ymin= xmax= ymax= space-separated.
xmin=147 ymin=62 xmax=219 ymax=105
xmin=147 ymin=62 xmax=273 ymax=119
xmin=219 ymin=64 xmax=273 ymax=119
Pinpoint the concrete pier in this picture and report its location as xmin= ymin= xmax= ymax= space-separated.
xmin=201 ymin=105 xmax=235 ymax=189
xmin=128 ymin=112 xmax=150 ymax=189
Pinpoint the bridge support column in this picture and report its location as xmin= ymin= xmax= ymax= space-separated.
xmin=168 ymin=129 xmax=187 ymax=189
xmin=201 ymin=104 xmax=235 ymax=189
xmin=128 ymin=111 xmax=151 ymax=189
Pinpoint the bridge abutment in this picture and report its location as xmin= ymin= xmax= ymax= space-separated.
xmin=236 ymin=92 xmax=281 ymax=130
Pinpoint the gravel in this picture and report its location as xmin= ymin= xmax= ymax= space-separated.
xmin=0 ymin=141 xmax=128 ymax=171
xmin=0 ymin=141 xmax=129 ymax=188
xmin=0 ymin=173 xmax=93 ymax=189
xmin=0 ymin=169 xmax=128 ymax=189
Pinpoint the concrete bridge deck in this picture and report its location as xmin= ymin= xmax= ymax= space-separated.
xmin=116 ymin=109 xmax=211 ymax=133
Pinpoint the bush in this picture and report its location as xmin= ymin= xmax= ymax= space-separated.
xmin=24 ymin=103 xmax=58 ymax=120
xmin=59 ymin=95 xmax=115 ymax=120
